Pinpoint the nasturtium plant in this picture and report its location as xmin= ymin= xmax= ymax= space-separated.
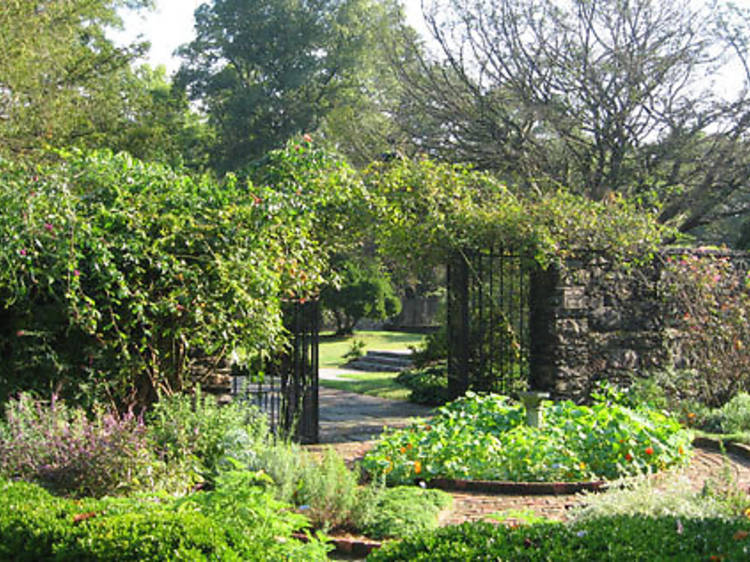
xmin=362 ymin=392 xmax=692 ymax=484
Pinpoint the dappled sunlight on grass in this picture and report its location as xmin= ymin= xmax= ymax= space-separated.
xmin=319 ymin=330 xmax=425 ymax=368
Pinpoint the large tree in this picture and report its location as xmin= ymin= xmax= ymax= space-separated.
xmin=390 ymin=0 xmax=750 ymax=237
xmin=175 ymin=0 xmax=407 ymax=172
xmin=0 ymin=0 xmax=153 ymax=156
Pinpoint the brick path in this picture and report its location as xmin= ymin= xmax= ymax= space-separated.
xmin=306 ymin=388 xmax=750 ymax=527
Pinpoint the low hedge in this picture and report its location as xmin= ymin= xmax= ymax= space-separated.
xmin=367 ymin=516 xmax=750 ymax=561
xmin=0 ymin=475 xmax=330 ymax=561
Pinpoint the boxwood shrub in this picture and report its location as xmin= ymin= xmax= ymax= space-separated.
xmin=0 ymin=474 xmax=330 ymax=561
xmin=367 ymin=517 xmax=750 ymax=561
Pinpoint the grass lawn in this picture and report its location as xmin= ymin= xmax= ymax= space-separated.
xmin=318 ymin=330 xmax=425 ymax=368
xmin=318 ymin=330 xmax=425 ymax=400
xmin=320 ymin=372 xmax=412 ymax=401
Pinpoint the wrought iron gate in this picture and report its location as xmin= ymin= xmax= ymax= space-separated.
xmin=231 ymin=300 xmax=319 ymax=443
xmin=447 ymin=248 xmax=532 ymax=398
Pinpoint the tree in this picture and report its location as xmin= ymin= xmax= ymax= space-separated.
xmin=391 ymin=0 xmax=750 ymax=237
xmin=321 ymin=256 xmax=401 ymax=335
xmin=175 ymin=0 xmax=407 ymax=172
xmin=0 ymin=0 xmax=153 ymax=157
xmin=102 ymin=65 xmax=215 ymax=170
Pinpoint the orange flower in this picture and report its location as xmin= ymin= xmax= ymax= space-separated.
xmin=414 ymin=460 xmax=422 ymax=475
xmin=733 ymin=530 xmax=749 ymax=541
xmin=678 ymin=446 xmax=684 ymax=455
xmin=645 ymin=447 xmax=654 ymax=455
xmin=625 ymin=453 xmax=633 ymax=462
xmin=406 ymin=443 xmax=413 ymax=450
xmin=400 ymin=447 xmax=406 ymax=454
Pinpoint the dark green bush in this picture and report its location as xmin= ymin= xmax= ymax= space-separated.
xmin=367 ymin=516 xmax=750 ymax=561
xmin=395 ymin=361 xmax=450 ymax=406
xmin=0 ymin=473 xmax=331 ymax=561
xmin=409 ymin=326 xmax=448 ymax=367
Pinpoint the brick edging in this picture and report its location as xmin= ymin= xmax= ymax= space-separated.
xmin=292 ymin=532 xmax=382 ymax=557
xmin=424 ymin=477 xmax=606 ymax=495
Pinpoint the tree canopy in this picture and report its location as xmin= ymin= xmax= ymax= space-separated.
xmin=389 ymin=0 xmax=750 ymax=237
xmin=175 ymin=0 xmax=406 ymax=172
xmin=0 ymin=0 xmax=154 ymax=156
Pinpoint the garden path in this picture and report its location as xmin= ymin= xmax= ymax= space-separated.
xmin=307 ymin=389 xmax=750 ymax=527
xmin=317 ymin=387 xmax=433 ymax=443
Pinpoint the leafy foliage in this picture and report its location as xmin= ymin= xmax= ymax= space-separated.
xmin=660 ymin=252 xmax=750 ymax=406
xmin=357 ymin=486 xmax=452 ymax=540
xmin=321 ymin=256 xmax=401 ymax=335
xmin=145 ymin=388 xmax=268 ymax=479
xmin=395 ymin=361 xmax=451 ymax=406
xmin=571 ymin=471 xmax=748 ymax=523
xmin=0 ymin=0 xmax=155 ymax=156
xmin=362 ymin=392 xmax=692 ymax=484
xmin=175 ymin=0 xmax=395 ymax=171
xmin=0 ymin=393 xmax=191 ymax=498
xmin=0 ymin=473 xmax=331 ymax=561
xmin=0 ymin=148 xmax=328 ymax=407
xmin=366 ymin=157 xmax=671 ymax=273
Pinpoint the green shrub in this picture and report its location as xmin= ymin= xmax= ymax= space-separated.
xmin=145 ymin=388 xmax=267 ymax=478
xmin=570 ymin=472 xmax=744 ymax=522
xmin=0 ymin=474 xmax=331 ymax=561
xmin=395 ymin=361 xmax=450 ymax=406
xmin=294 ymin=448 xmax=362 ymax=530
xmin=362 ymin=392 xmax=692 ymax=484
xmin=409 ymin=326 xmax=448 ymax=367
xmin=366 ymin=517 xmax=750 ymax=561
xmin=703 ymin=392 xmax=750 ymax=434
xmin=357 ymin=486 xmax=452 ymax=540
xmin=343 ymin=337 xmax=367 ymax=361
xmin=0 ymin=394 xmax=190 ymax=497
xmin=0 ymin=149 xmax=329 ymax=409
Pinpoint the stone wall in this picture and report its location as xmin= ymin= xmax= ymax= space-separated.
xmin=529 ymin=250 xmax=750 ymax=402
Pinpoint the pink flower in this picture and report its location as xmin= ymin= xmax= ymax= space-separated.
xmin=303 ymin=133 xmax=313 ymax=143
xmin=44 ymin=223 xmax=54 ymax=232
xmin=19 ymin=249 xmax=27 ymax=256
xmin=16 ymin=330 xmax=24 ymax=337
xmin=73 ymin=269 xmax=80 ymax=277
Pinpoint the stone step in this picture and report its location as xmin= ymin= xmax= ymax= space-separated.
xmin=345 ymin=350 xmax=414 ymax=372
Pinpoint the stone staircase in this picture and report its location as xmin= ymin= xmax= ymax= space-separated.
xmin=344 ymin=350 xmax=414 ymax=372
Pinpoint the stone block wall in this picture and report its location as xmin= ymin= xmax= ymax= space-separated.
xmin=528 ymin=251 xmax=736 ymax=402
